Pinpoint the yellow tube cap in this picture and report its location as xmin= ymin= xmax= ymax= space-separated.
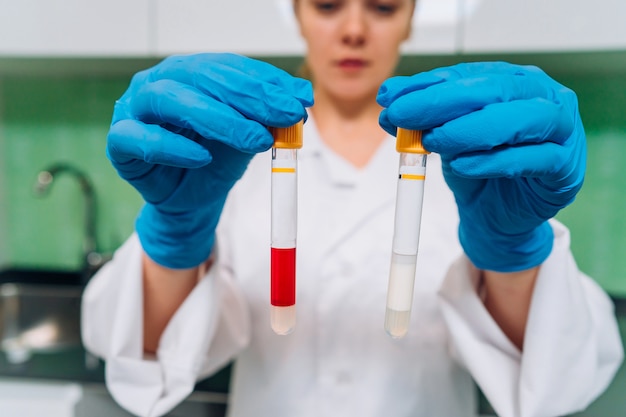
xmin=270 ymin=120 xmax=304 ymax=149
xmin=396 ymin=128 xmax=428 ymax=154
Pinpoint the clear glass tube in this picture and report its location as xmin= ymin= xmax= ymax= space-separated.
xmin=271 ymin=147 xmax=298 ymax=335
xmin=385 ymin=152 xmax=428 ymax=339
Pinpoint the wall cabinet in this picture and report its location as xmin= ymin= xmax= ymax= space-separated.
xmin=0 ymin=0 xmax=625 ymax=58
xmin=154 ymin=0 xmax=306 ymax=56
xmin=0 ymin=0 xmax=150 ymax=56
xmin=154 ymin=0 xmax=461 ymax=57
xmin=461 ymin=0 xmax=626 ymax=53
xmin=154 ymin=0 xmax=626 ymax=56
xmin=403 ymin=0 xmax=460 ymax=55
xmin=0 ymin=0 xmax=460 ymax=58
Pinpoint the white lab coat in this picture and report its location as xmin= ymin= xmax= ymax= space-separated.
xmin=82 ymin=118 xmax=623 ymax=417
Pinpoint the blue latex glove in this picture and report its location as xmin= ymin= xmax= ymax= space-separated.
xmin=378 ymin=62 xmax=586 ymax=272
xmin=107 ymin=53 xmax=313 ymax=269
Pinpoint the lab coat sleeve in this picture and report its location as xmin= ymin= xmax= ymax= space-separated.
xmin=81 ymin=233 xmax=251 ymax=417
xmin=438 ymin=220 xmax=624 ymax=417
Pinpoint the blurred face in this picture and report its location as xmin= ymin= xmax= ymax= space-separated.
xmin=294 ymin=0 xmax=415 ymax=103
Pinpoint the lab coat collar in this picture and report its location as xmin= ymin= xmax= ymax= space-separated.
xmin=300 ymin=114 xmax=398 ymax=189
xmin=298 ymin=115 xmax=398 ymax=257
xmin=299 ymin=115 xmax=325 ymax=159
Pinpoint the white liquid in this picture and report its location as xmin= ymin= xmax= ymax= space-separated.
xmin=384 ymin=253 xmax=417 ymax=338
xmin=271 ymin=305 xmax=296 ymax=335
xmin=385 ymin=308 xmax=411 ymax=339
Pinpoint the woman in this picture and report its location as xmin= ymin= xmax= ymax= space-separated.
xmin=82 ymin=1 xmax=623 ymax=416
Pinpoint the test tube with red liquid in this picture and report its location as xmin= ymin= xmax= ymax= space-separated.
xmin=270 ymin=121 xmax=303 ymax=335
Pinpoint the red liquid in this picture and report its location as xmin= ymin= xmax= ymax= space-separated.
xmin=271 ymin=247 xmax=296 ymax=307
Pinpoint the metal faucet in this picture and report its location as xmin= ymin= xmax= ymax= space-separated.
xmin=33 ymin=163 xmax=105 ymax=282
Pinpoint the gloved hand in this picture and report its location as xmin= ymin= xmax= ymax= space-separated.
xmin=107 ymin=53 xmax=313 ymax=269
xmin=378 ymin=62 xmax=586 ymax=272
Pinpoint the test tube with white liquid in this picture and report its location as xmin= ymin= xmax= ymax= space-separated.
xmin=270 ymin=121 xmax=303 ymax=335
xmin=385 ymin=128 xmax=429 ymax=339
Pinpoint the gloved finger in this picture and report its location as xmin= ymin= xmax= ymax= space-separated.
xmin=130 ymin=79 xmax=276 ymax=153
xmin=384 ymin=73 xmax=558 ymax=131
xmin=377 ymin=65 xmax=456 ymax=132
xmin=447 ymin=141 xmax=579 ymax=181
xmin=378 ymin=108 xmax=397 ymax=136
xmin=153 ymin=54 xmax=313 ymax=125
xmin=449 ymin=140 xmax=586 ymax=211
xmin=107 ymin=119 xmax=212 ymax=169
xmin=376 ymin=72 xmax=446 ymax=107
xmin=436 ymin=61 xmax=540 ymax=78
xmin=377 ymin=61 xmax=537 ymax=105
xmin=195 ymin=53 xmax=315 ymax=105
xmin=422 ymin=98 xmax=574 ymax=155
xmin=157 ymin=53 xmax=314 ymax=104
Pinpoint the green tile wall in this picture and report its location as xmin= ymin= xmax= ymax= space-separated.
xmin=0 ymin=80 xmax=8 ymax=267
xmin=0 ymin=76 xmax=143 ymax=270
xmin=554 ymin=73 xmax=626 ymax=297
xmin=0 ymin=60 xmax=624 ymax=298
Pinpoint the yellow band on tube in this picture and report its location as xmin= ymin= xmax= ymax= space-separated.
xmin=400 ymin=174 xmax=425 ymax=180
xmin=272 ymin=167 xmax=296 ymax=173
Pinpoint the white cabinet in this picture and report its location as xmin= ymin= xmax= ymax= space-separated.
xmin=154 ymin=0 xmax=306 ymax=56
xmin=403 ymin=0 xmax=461 ymax=55
xmin=462 ymin=0 xmax=626 ymax=53
xmin=0 ymin=379 xmax=82 ymax=417
xmin=0 ymin=0 xmax=461 ymax=58
xmin=154 ymin=0 xmax=462 ymax=57
xmin=0 ymin=0 xmax=150 ymax=56
xmin=2 ymin=0 xmax=625 ymax=58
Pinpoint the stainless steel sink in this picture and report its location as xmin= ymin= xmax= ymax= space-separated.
xmin=0 ymin=269 xmax=83 ymax=364
xmin=0 ymin=267 xmax=233 ymax=403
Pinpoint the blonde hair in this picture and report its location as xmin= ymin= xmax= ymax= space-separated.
xmin=297 ymin=61 xmax=313 ymax=81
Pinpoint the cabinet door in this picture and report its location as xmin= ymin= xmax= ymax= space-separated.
xmin=154 ymin=0 xmax=305 ymax=56
xmin=154 ymin=0 xmax=461 ymax=57
xmin=0 ymin=0 xmax=150 ymax=56
xmin=462 ymin=0 xmax=626 ymax=53
xmin=403 ymin=0 xmax=460 ymax=55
